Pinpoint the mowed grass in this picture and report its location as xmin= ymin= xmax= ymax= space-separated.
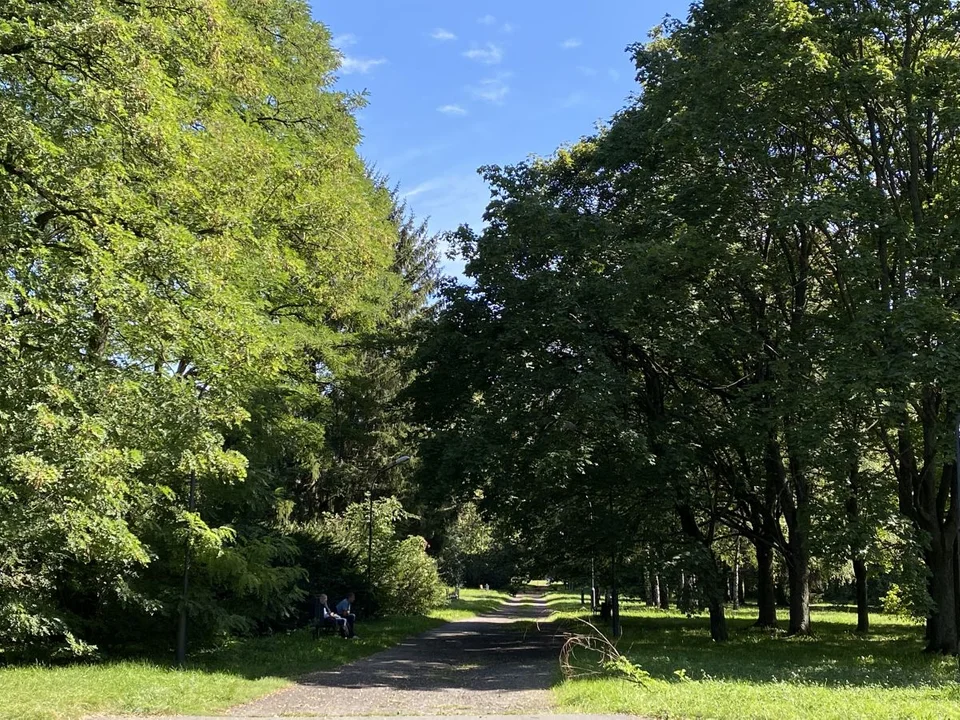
xmin=430 ymin=587 xmax=508 ymax=621
xmin=548 ymin=593 xmax=960 ymax=720
xmin=0 ymin=589 xmax=507 ymax=720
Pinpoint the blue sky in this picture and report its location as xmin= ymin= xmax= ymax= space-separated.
xmin=308 ymin=1 xmax=693 ymax=273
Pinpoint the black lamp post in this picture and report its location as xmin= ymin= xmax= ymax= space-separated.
xmin=954 ymin=414 xmax=960 ymax=665
xmin=367 ymin=455 xmax=411 ymax=585
xmin=176 ymin=471 xmax=197 ymax=667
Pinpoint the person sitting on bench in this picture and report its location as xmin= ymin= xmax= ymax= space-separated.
xmin=313 ymin=593 xmax=349 ymax=638
xmin=336 ymin=592 xmax=358 ymax=639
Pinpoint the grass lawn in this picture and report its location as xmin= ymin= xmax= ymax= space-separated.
xmin=0 ymin=589 xmax=506 ymax=720
xmin=547 ymin=593 xmax=960 ymax=720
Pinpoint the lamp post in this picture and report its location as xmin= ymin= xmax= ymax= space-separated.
xmin=954 ymin=414 xmax=960 ymax=666
xmin=367 ymin=455 xmax=411 ymax=585
xmin=176 ymin=471 xmax=197 ymax=667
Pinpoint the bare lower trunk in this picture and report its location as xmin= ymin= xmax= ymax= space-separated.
xmin=704 ymin=564 xmax=728 ymax=643
xmin=853 ymin=557 xmax=869 ymax=634
xmin=754 ymin=541 xmax=777 ymax=628
xmin=731 ymin=537 xmax=741 ymax=611
xmin=924 ymin=541 xmax=959 ymax=653
xmin=891 ymin=403 xmax=960 ymax=653
xmin=786 ymin=536 xmax=812 ymax=636
xmin=651 ymin=572 xmax=661 ymax=608
xmin=611 ymin=581 xmax=621 ymax=637
xmin=659 ymin=579 xmax=670 ymax=609
xmin=708 ymin=594 xmax=728 ymax=642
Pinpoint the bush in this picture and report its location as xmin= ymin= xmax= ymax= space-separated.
xmin=289 ymin=526 xmax=377 ymax=620
xmin=297 ymin=497 xmax=446 ymax=616
xmin=379 ymin=536 xmax=446 ymax=614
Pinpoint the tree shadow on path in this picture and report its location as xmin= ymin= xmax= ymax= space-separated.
xmin=230 ymin=592 xmax=565 ymax=717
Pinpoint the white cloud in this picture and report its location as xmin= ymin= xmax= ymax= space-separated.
xmin=501 ymin=22 xmax=515 ymax=33
xmin=478 ymin=14 xmax=496 ymax=25
xmin=463 ymin=43 xmax=503 ymax=65
xmin=561 ymin=38 xmax=583 ymax=49
xmin=431 ymin=28 xmax=456 ymax=41
xmin=437 ymin=104 xmax=468 ymax=116
xmin=403 ymin=179 xmax=443 ymax=200
xmin=468 ymin=73 xmax=511 ymax=104
xmin=379 ymin=143 xmax=448 ymax=171
xmin=403 ymin=172 xmax=490 ymax=234
xmin=339 ymin=55 xmax=387 ymax=74
xmin=560 ymin=91 xmax=586 ymax=108
xmin=608 ymin=68 xmax=621 ymax=81
xmin=399 ymin=173 xmax=493 ymax=278
xmin=577 ymin=65 xmax=598 ymax=77
xmin=332 ymin=33 xmax=357 ymax=48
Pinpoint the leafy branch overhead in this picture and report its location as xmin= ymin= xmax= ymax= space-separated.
xmin=0 ymin=0 xmax=439 ymax=656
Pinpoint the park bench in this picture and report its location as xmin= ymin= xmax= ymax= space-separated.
xmin=311 ymin=617 xmax=337 ymax=640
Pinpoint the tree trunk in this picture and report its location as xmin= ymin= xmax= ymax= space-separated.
xmin=89 ymin=308 xmax=110 ymax=359
xmin=754 ymin=541 xmax=777 ymax=627
xmin=651 ymin=572 xmax=661 ymax=608
xmin=890 ymin=401 xmax=960 ymax=653
xmin=659 ymin=579 xmax=670 ymax=609
xmin=731 ymin=536 xmax=741 ymax=611
xmin=924 ymin=540 xmax=959 ymax=653
xmin=707 ymin=594 xmax=729 ymax=642
xmin=780 ymin=446 xmax=812 ymax=636
xmin=786 ymin=530 xmax=812 ymax=635
xmin=590 ymin=557 xmax=597 ymax=611
xmin=704 ymin=562 xmax=729 ymax=643
xmin=674 ymin=503 xmax=728 ymax=641
xmin=611 ymin=567 xmax=621 ymax=638
xmin=853 ymin=557 xmax=869 ymax=634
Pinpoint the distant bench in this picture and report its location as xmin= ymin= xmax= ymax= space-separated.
xmin=311 ymin=618 xmax=337 ymax=640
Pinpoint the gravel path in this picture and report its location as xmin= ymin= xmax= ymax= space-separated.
xmin=230 ymin=590 xmax=562 ymax=717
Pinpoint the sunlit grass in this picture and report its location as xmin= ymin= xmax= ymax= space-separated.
xmin=0 ymin=589 xmax=505 ymax=720
xmin=429 ymin=588 xmax=508 ymax=621
xmin=548 ymin=592 xmax=960 ymax=720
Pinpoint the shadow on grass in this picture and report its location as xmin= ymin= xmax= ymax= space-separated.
xmin=187 ymin=614 xmax=447 ymax=682
xmin=442 ymin=593 xmax=508 ymax=616
xmin=226 ymin=591 xmax=564 ymax=704
xmin=158 ymin=590 xmax=522 ymax=683
xmin=554 ymin=607 xmax=956 ymax=690
xmin=0 ymin=591 xmax=565 ymax=720
xmin=544 ymin=595 xmax=589 ymax=611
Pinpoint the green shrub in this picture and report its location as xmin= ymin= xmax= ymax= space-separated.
xmin=296 ymin=497 xmax=446 ymax=616
xmin=379 ymin=536 xmax=446 ymax=614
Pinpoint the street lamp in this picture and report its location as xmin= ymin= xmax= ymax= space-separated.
xmin=367 ymin=455 xmax=411 ymax=585
xmin=176 ymin=471 xmax=197 ymax=667
xmin=954 ymin=415 xmax=960 ymax=666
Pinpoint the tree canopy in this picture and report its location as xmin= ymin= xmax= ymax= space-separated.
xmin=1 ymin=0 xmax=439 ymax=656
xmin=413 ymin=0 xmax=960 ymax=652
xmin=5 ymin=0 xmax=960 ymax=663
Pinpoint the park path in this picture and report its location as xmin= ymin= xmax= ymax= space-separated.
xmin=230 ymin=590 xmax=561 ymax=717
xmin=91 ymin=591 xmax=638 ymax=720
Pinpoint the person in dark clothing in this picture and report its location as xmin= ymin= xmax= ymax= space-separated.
xmin=335 ymin=592 xmax=357 ymax=639
xmin=313 ymin=593 xmax=348 ymax=638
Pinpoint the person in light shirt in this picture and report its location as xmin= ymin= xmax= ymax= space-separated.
xmin=335 ymin=592 xmax=357 ymax=639
xmin=313 ymin=592 xmax=349 ymax=638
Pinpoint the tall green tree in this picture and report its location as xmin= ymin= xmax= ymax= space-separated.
xmin=0 ymin=0 xmax=409 ymax=654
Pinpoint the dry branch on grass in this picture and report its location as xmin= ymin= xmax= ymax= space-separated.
xmin=559 ymin=619 xmax=650 ymax=685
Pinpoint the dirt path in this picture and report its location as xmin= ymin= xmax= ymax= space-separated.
xmin=230 ymin=591 xmax=561 ymax=717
